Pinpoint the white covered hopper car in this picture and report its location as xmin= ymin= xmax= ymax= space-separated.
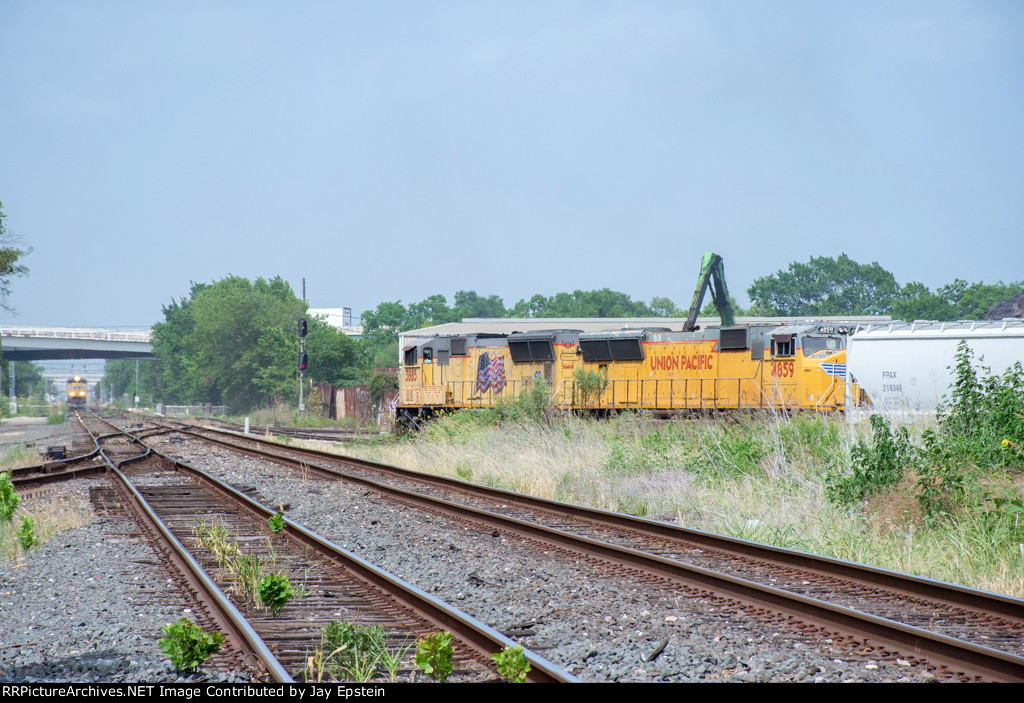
xmin=847 ymin=319 xmax=1024 ymax=412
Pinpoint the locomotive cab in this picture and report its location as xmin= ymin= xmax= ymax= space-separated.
xmin=766 ymin=325 xmax=849 ymax=409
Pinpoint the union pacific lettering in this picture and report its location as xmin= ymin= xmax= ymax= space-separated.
xmin=650 ymin=353 xmax=714 ymax=372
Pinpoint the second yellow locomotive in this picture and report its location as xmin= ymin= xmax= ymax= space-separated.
xmin=66 ymin=376 xmax=88 ymax=410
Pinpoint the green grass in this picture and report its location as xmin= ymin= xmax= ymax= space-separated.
xmin=0 ymin=495 xmax=91 ymax=561
xmin=1 ymin=446 xmax=41 ymax=469
xmin=339 ymin=410 xmax=1024 ymax=598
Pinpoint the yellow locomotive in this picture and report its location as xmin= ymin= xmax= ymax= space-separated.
xmin=66 ymin=376 xmax=88 ymax=410
xmin=397 ymin=254 xmax=859 ymax=426
xmin=396 ymin=323 xmax=852 ymax=426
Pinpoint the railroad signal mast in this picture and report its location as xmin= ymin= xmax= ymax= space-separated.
xmin=298 ymin=318 xmax=308 ymax=416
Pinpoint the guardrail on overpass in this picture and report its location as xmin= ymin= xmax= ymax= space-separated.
xmin=0 ymin=326 xmax=154 ymax=360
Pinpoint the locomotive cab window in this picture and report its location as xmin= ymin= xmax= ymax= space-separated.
xmin=422 ymin=347 xmax=433 ymax=364
xmin=771 ymin=334 xmax=795 ymax=357
xmin=801 ymin=336 xmax=839 ymax=356
xmin=403 ymin=346 xmax=417 ymax=366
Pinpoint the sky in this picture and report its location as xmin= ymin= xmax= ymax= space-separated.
xmin=1 ymin=1 xmax=1022 ymax=328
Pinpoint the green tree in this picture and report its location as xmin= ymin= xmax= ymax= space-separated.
xmin=700 ymin=295 xmax=746 ymax=318
xmin=360 ymin=294 xmax=473 ymax=370
xmin=452 ymin=290 xmax=506 ymax=319
xmin=0 ymin=361 xmax=47 ymax=398
xmin=649 ymin=296 xmax=684 ymax=317
xmin=892 ymin=282 xmax=957 ymax=321
xmin=938 ymin=279 xmax=1024 ymax=320
xmin=305 ymin=314 xmax=358 ymax=386
xmin=360 ymin=301 xmax=413 ymax=352
xmin=506 ymin=289 xmax=654 ymax=318
xmin=150 ymin=276 xmax=364 ymax=409
xmin=408 ymin=294 xmax=457 ymax=328
xmin=747 ymin=254 xmax=898 ymax=316
xmin=183 ymin=276 xmax=304 ymax=410
xmin=151 ymin=283 xmax=209 ymax=403
xmin=101 ymin=359 xmax=162 ymax=403
xmin=892 ymin=279 xmax=1024 ymax=321
xmin=0 ymin=201 xmax=30 ymax=312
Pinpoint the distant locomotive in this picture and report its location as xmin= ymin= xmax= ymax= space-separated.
xmin=397 ymin=323 xmax=856 ymax=426
xmin=66 ymin=376 xmax=88 ymax=410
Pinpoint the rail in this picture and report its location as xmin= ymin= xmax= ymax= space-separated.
xmin=160 ymin=404 xmax=230 ymax=417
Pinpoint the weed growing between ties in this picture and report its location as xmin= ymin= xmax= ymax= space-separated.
xmin=191 ymin=519 xmax=309 ymax=613
xmin=257 ymin=573 xmax=294 ymax=617
xmin=304 ymin=620 xmax=411 ymax=683
xmin=333 ymin=363 xmax=1023 ymax=598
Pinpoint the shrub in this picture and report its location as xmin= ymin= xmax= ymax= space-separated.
xmin=572 ymin=368 xmax=608 ymax=409
xmin=367 ymin=372 xmax=399 ymax=404
xmin=939 ymin=342 xmax=1024 ymax=468
xmin=159 ymin=618 xmax=224 ymax=672
xmin=492 ymin=644 xmax=531 ymax=683
xmin=321 ymin=620 xmax=388 ymax=680
xmin=0 ymin=472 xmax=18 ymax=522
xmin=17 ymin=516 xmax=36 ymax=550
xmin=415 ymin=631 xmax=454 ymax=682
xmin=257 ymin=573 xmax=294 ymax=617
xmin=827 ymin=414 xmax=914 ymax=505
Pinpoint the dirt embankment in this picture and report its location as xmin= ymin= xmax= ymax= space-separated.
xmin=986 ymin=292 xmax=1024 ymax=320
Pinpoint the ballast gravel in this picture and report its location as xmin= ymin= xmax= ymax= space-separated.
xmin=153 ymin=435 xmax=949 ymax=684
xmin=1 ymin=420 xmax=949 ymax=683
xmin=0 ymin=480 xmax=247 ymax=683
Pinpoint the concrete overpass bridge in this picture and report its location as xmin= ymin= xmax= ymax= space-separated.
xmin=0 ymin=326 xmax=153 ymax=361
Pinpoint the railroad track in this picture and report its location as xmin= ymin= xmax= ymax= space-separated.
xmin=152 ymin=417 xmax=1024 ymax=682
xmin=54 ymin=412 xmax=575 ymax=684
xmin=178 ymin=416 xmax=380 ymax=443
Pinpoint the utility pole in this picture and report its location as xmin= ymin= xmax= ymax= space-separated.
xmin=298 ymin=278 xmax=308 ymax=417
xmin=298 ymin=318 xmax=308 ymax=417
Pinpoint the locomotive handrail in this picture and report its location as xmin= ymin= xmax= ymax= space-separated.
xmin=434 ymin=375 xmax=816 ymax=412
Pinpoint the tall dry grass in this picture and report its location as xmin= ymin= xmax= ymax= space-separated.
xmin=0 ymin=494 xmax=91 ymax=562
xmin=333 ymin=410 xmax=1023 ymax=598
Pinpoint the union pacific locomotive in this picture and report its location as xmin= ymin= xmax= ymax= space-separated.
xmin=397 ymin=323 xmax=855 ymax=426
xmin=66 ymin=376 xmax=88 ymax=410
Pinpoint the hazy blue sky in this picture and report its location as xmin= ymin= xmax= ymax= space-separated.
xmin=2 ymin=1 xmax=1022 ymax=328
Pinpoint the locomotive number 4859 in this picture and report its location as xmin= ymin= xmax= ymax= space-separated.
xmin=771 ymin=361 xmax=796 ymax=378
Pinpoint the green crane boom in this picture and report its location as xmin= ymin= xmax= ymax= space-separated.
xmin=684 ymin=252 xmax=735 ymax=331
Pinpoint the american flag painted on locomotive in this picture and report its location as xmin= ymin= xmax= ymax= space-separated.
xmin=475 ymin=352 xmax=507 ymax=394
